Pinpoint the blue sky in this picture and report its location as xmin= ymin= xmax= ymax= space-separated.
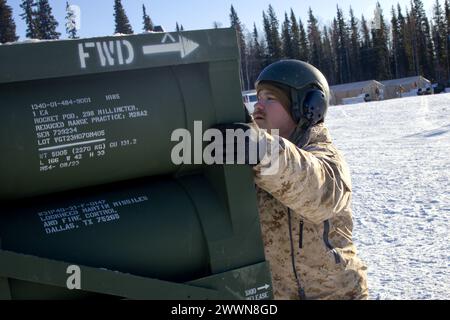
xmin=8 ymin=0 xmax=436 ymax=40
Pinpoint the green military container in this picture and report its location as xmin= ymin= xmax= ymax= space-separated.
xmin=0 ymin=28 xmax=246 ymax=200
xmin=0 ymin=28 xmax=272 ymax=300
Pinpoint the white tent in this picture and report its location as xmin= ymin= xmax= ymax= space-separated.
xmin=381 ymin=76 xmax=431 ymax=99
xmin=330 ymin=80 xmax=384 ymax=105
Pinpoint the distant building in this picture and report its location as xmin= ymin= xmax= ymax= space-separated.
xmin=381 ymin=76 xmax=431 ymax=99
xmin=330 ymin=80 xmax=384 ymax=105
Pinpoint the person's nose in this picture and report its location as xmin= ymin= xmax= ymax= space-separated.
xmin=253 ymin=100 xmax=264 ymax=112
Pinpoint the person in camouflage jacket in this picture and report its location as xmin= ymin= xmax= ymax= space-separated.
xmin=252 ymin=60 xmax=368 ymax=300
xmin=214 ymin=60 xmax=368 ymax=299
xmin=253 ymin=121 xmax=368 ymax=299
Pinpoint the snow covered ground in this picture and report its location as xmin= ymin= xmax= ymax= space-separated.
xmin=327 ymin=93 xmax=450 ymax=300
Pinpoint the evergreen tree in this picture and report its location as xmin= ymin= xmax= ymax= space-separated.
xmin=406 ymin=8 xmax=420 ymax=75
xmin=114 ymin=0 xmax=133 ymax=34
xmin=176 ymin=22 xmax=180 ymax=32
xmin=298 ymin=18 xmax=309 ymax=61
xmin=0 ymin=0 xmax=18 ymax=43
xmin=245 ymin=30 xmax=255 ymax=86
xmin=361 ymin=15 xmax=372 ymax=49
xmin=446 ymin=0 xmax=450 ymax=23
xmin=248 ymin=23 xmax=266 ymax=87
xmin=262 ymin=8 xmax=281 ymax=63
xmin=423 ymin=9 xmax=436 ymax=80
xmin=411 ymin=0 xmax=434 ymax=79
xmin=360 ymin=14 xmax=374 ymax=80
xmin=230 ymin=5 xmax=249 ymax=90
xmin=252 ymin=23 xmax=265 ymax=69
xmin=321 ymin=26 xmax=336 ymax=84
xmin=65 ymin=1 xmax=78 ymax=39
xmin=335 ymin=5 xmax=350 ymax=83
xmin=349 ymin=7 xmax=361 ymax=81
xmin=262 ymin=11 xmax=272 ymax=63
xmin=446 ymin=0 xmax=450 ymax=33
xmin=432 ymin=0 xmax=447 ymax=81
xmin=20 ymin=0 xmax=38 ymax=39
xmin=307 ymin=7 xmax=323 ymax=69
xmin=289 ymin=9 xmax=301 ymax=60
xmin=331 ymin=18 xmax=341 ymax=81
xmin=255 ymin=22 xmax=269 ymax=70
xmin=36 ymin=0 xmax=60 ymax=39
xmin=371 ymin=2 xmax=391 ymax=80
xmin=445 ymin=0 xmax=450 ymax=80
xmin=267 ymin=5 xmax=283 ymax=61
xmin=397 ymin=4 xmax=411 ymax=77
xmin=142 ymin=4 xmax=153 ymax=32
xmin=281 ymin=12 xmax=293 ymax=58
xmin=391 ymin=6 xmax=401 ymax=78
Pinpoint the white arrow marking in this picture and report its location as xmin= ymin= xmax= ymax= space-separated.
xmin=257 ymin=284 xmax=270 ymax=291
xmin=142 ymin=35 xmax=199 ymax=58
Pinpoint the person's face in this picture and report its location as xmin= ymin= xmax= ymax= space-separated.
xmin=253 ymin=89 xmax=297 ymax=138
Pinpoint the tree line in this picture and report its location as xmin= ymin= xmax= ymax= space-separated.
xmin=0 ymin=0 xmax=185 ymax=41
xmin=233 ymin=1 xmax=450 ymax=89
xmin=0 ymin=0 xmax=159 ymax=41
xmin=1 ymin=0 xmax=449 ymax=89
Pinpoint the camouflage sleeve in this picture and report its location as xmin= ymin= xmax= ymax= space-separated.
xmin=253 ymin=132 xmax=352 ymax=225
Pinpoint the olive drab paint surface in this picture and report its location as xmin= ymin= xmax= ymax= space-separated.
xmin=0 ymin=28 xmax=244 ymax=200
xmin=0 ymin=28 xmax=273 ymax=300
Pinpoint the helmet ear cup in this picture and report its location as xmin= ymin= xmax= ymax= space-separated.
xmin=302 ymin=89 xmax=328 ymax=124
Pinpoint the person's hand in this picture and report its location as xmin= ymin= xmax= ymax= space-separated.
xmin=209 ymin=123 xmax=266 ymax=166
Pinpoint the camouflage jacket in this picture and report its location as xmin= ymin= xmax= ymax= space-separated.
xmin=253 ymin=123 xmax=368 ymax=300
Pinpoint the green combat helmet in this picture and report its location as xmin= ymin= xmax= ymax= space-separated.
xmin=255 ymin=59 xmax=330 ymax=128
